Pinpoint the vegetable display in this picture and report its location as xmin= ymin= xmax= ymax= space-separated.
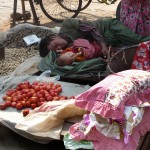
xmin=0 ymin=81 xmax=75 ymax=116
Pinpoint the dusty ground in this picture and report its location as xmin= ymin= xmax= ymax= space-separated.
xmin=0 ymin=0 xmax=120 ymax=31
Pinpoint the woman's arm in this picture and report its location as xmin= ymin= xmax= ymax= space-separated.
xmin=79 ymin=20 xmax=105 ymax=43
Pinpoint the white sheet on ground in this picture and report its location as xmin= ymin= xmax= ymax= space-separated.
xmin=0 ymin=76 xmax=89 ymax=143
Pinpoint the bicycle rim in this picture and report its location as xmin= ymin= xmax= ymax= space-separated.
xmin=58 ymin=0 xmax=92 ymax=12
xmin=39 ymin=0 xmax=82 ymax=23
xmin=57 ymin=0 xmax=81 ymax=12
xmin=81 ymin=0 xmax=92 ymax=11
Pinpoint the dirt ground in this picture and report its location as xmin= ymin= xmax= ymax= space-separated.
xmin=0 ymin=0 xmax=120 ymax=31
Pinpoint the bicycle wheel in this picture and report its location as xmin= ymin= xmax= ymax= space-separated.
xmin=39 ymin=0 xmax=82 ymax=23
xmin=81 ymin=0 xmax=92 ymax=11
xmin=116 ymin=1 xmax=121 ymax=20
xmin=97 ymin=0 xmax=117 ymax=4
xmin=58 ymin=0 xmax=92 ymax=12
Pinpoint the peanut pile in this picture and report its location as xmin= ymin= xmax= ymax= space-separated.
xmin=0 ymin=47 xmax=39 ymax=75
xmin=1 ymin=25 xmax=53 ymax=75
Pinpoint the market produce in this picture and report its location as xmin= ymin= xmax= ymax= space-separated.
xmin=0 ymin=81 xmax=75 ymax=116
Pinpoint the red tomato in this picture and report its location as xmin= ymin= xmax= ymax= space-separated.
xmin=59 ymin=97 xmax=66 ymax=100
xmin=23 ymin=97 xmax=28 ymax=101
xmin=30 ymin=88 xmax=35 ymax=92
xmin=50 ymin=92 xmax=55 ymax=97
xmin=37 ymin=93 xmax=43 ymax=99
xmin=32 ymin=81 xmax=39 ymax=85
xmin=31 ymin=103 xmax=37 ymax=109
xmin=6 ymin=91 xmax=12 ymax=96
xmin=17 ymin=83 xmax=22 ymax=89
xmin=34 ymin=86 xmax=40 ymax=92
xmin=22 ymin=109 xmax=30 ymax=117
xmin=42 ymin=85 xmax=46 ymax=90
xmin=53 ymin=96 xmax=59 ymax=101
xmin=37 ymin=102 xmax=43 ymax=107
xmin=46 ymin=85 xmax=51 ymax=91
xmin=23 ymin=81 xmax=30 ymax=86
xmin=16 ymin=103 xmax=23 ymax=110
xmin=16 ymin=87 xmax=20 ymax=91
xmin=55 ymin=83 xmax=61 ymax=88
xmin=11 ymin=93 xmax=17 ymax=97
xmin=69 ymin=96 xmax=75 ymax=99
xmin=26 ymin=101 xmax=31 ymax=107
xmin=57 ymin=87 xmax=62 ymax=93
xmin=0 ymin=103 xmax=7 ymax=110
xmin=2 ymin=95 xmax=7 ymax=100
xmin=5 ymin=101 xmax=11 ymax=107
xmin=20 ymin=84 xmax=28 ymax=90
xmin=16 ymin=95 xmax=23 ymax=101
xmin=49 ymin=82 xmax=54 ymax=87
xmin=54 ymin=92 xmax=58 ymax=96
xmin=28 ymin=84 xmax=33 ymax=89
xmin=46 ymin=95 xmax=53 ymax=101
xmin=39 ymin=97 xmax=45 ymax=102
xmin=59 ymin=96 xmax=67 ymax=100
xmin=44 ymin=91 xmax=49 ymax=95
xmin=32 ymin=93 xmax=37 ymax=97
xmin=62 ymin=96 xmax=68 ymax=99
xmin=12 ymin=97 xmax=18 ymax=102
xmin=26 ymin=92 xmax=33 ymax=98
xmin=11 ymin=102 xmax=17 ymax=108
xmin=40 ymin=90 xmax=45 ymax=95
xmin=6 ymin=96 xmax=12 ymax=101
xmin=22 ymin=89 xmax=29 ymax=94
xmin=21 ymin=101 xmax=27 ymax=107
xmin=30 ymin=97 xmax=38 ymax=104
xmin=51 ymin=86 xmax=56 ymax=90
xmin=44 ymin=93 xmax=50 ymax=98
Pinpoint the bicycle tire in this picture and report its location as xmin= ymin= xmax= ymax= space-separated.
xmin=39 ymin=0 xmax=82 ymax=23
xmin=57 ymin=0 xmax=81 ymax=12
xmin=97 ymin=0 xmax=102 ymax=3
xmin=58 ymin=0 xmax=92 ymax=12
xmin=81 ymin=0 xmax=92 ymax=11
xmin=116 ymin=1 xmax=121 ymax=20
xmin=97 ymin=0 xmax=117 ymax=4
xmin=97 ymin=0 xmax=110 ymax=4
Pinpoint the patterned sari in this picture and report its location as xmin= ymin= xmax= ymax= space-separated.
xmin=120 ymin=0 xmax=150 ymax=36
xmin=131 ymin=41 xmax=150 ymax=71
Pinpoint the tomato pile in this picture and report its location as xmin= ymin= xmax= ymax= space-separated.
xmin=0 ymin=81 xmax=75 ymax=116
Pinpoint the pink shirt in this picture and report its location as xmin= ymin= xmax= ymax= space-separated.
xmin=72 ymin=38 xmax=102 ymax=60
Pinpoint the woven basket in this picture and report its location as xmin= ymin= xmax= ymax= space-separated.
xmin=107 ymin=45 xmax=138 ymax=74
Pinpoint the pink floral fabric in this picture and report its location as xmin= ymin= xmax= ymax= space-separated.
xmin=75 ymin=70 xmax=150 ymax=119
xmin=131 ymin=41 xmax=150 ymax=71
xmin=120 ymin=0 xmax=150 ymax=36
xmin=106 ymin=71 xmax=150 ymax=107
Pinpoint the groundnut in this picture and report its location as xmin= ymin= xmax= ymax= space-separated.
xmin=1 ymin=47 xmax=39 ymax=75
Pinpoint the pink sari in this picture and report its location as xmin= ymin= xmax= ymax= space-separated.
xmin=120 ymin=0 xmax=150 ymax=36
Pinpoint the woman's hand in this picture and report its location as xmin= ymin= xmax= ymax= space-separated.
xmin=55 ymin=49 xmax=63 ymax=56
xmin=101 ymin=42 xmax=109 ymax=58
